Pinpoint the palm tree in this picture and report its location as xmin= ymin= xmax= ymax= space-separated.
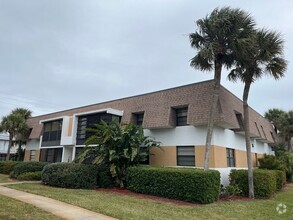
xmin=189 ymin=7 xmax=255 ymax=170
xmin=228 ymin=29 xmax=287 ymax=198
xmin=0 ymin=108 xmax=32 ymax=161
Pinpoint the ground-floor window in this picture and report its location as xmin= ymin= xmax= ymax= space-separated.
xmin=177 ymin=146 xmax=195 ymax=166
xmin=40 ymin=148 xmax=63 ymax=163
xmin=0 ymin=154 xmax=6 ymax=161
xmin=30 ymin=150 xmax=36 ymax=161
xmin=226 ymin=148 xmax=235 ymax=167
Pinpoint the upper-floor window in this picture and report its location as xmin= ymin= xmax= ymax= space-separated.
xmin=177 ymin=146 xmax=195 ymax=166
xmin=226 ymin=148 xmax=235 ymax=167
xmin=134 ymin=113 xmax=144 ymax=126
xmin=76 ymin=113 xmax=121 ymax=145
xmin=42 ymin=120 xmax=62 ymax=147
xmin=176 ymin=107 xmax=188 ymax=126
xmin=235 ymin=112 xmax=244 ymax=130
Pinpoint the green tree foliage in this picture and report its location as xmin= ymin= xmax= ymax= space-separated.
xmin=265 ymin=109 xmax=293 ymax=152
xmin=189 ymin=7 xmax=255 ymax=171
xmin=258 ymin=154 xmax=286 ymax=171
xmin=0 ymin=108 xmax=32 ymax=161
xmin=76 ymin=120 xmax=160 ymax=187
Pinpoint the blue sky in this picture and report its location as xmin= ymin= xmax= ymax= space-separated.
xmin=0 ymin=0 xmax=292 ymax=118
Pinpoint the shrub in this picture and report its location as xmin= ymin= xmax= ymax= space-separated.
xmin=258 ymin=154 xmax=286 ymax=171
xmin=126 ymin=166 xmax=221 ymax=204
xmin=274 ymin=170 xmax=286 ymax=191
xmin=96 ymin=165 xmax=115 ymax=188
xmin=13 ymin=161 xmax=48 ymax=178
xmin=229 ymin=169 xmax=277 ymax=198
xmin=0 ymin=161 xmax=20 ymax=174
xmin=42 ymin=163 xmax=100 ymax=189
xmin=17 ymin=171 xmax=42 ymax=181
xmin=220 ymin=184 xmax=242 ymax=199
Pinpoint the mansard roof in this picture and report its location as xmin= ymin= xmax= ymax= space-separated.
xmin=26 ymin=80 xmax=276 ymax=143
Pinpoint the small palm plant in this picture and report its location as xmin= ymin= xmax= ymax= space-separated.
xmin=76 ymin=119 xmax=160 ymax=187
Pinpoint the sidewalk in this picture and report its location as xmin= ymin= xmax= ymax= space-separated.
xmin=0 ymin=184 xmax=117 ymax=220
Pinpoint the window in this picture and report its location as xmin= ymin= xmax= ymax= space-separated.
xmin=176 ymin=107 xmax=188 ymax=126
xmin=40 ymin=148 xmax=63 ymax=163
xmin=42 ymin=120 xmax=62 ymax=146
xmin=260 ymin=125 xmax=267 ymax=139
xmin=30 ymin=150 xmax=36 ymax=161
xmin=76 ymin=113 xmax=121 ymax=145
xmin=235 ymin=112 xmax=244 ymax=130
xmin=134 ymin=113 xmax=144 ymax=126
xmin=226 ymin=148 xmax=235 ymax=167
xmin=177 ymin=146 xmax=195 ymax=166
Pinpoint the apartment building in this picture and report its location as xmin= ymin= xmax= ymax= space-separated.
xmin=24 ymin=80 xmax=276 ymax=184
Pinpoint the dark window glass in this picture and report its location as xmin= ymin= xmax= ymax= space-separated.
xmin=40 ymin=148 xmax=63 ymax=163
xmin=235 ymin=113 xmax=244 ymax=130
xmin=177 ymin=146 xmax=195 ymax=166
xmin=176 ymin=107 xmax=188 ymax=126
xmin=226 ymin=148 xmax=235 ymax=167
xmin=76 ymin=113 xmax=120 ymax=145
xmin=134 ymin=113 xmax=144 ymax=126
xmin=42 ymin=120 xmax=62 ymax=147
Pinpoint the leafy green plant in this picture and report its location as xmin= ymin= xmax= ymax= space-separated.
xmin=76 ymin=120 xmax=160 ymax=187
xmin=0 ymin=161 xmax=20 ymax=174
xmin=258 ymin=154 xmax=286 ymax=171
xmin=13 ymin=161 xmax=48 ymax=178
xmin=221 ymin=184 xmax=242 ymax=199
xmin=229 ymin=169 xmax=277 ymax=198
xmin=276 ymin=151 xmax=293 ymax=182
xmin=42 ymin=163 xmax=100 ymax=189
xmin=17 ymin=171 xmax=42 ymax=181
xmin=126 ymin=166 xmax=221 ymax=204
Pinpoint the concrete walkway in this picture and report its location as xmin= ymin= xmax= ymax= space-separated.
xmin=0 ymin=184 xmax=117 ymax=220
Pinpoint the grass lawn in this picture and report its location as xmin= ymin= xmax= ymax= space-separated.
xmin=7 ymin=183 xmax=293 ymax=220
xmin=0 ymin=195 xmax=62 ymax=220
xmin=0 ymin=174 xmax=19 ymax=183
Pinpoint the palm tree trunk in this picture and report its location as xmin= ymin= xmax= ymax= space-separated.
xmin=6 ymin=133 xmax=13 ymax=161
xmin=204 ymin=61 xmax=222 ymax=171
xmin=243 ymin=82 xmax=254 ymax=198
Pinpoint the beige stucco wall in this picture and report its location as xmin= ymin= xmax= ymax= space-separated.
xmin=150 ymin=146 xmax=177 ymax=166
xmin=24 ymin=150 xmax=30 ymax=161
xmin=68 ymin=117 xmax=73 ymax=136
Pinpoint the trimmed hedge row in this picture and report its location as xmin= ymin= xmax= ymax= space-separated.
xmin=42 ymin=163 xmax=114 ymax=189
xmin=17 ymin=171 xmax=42 ymax=181
xmin=229 ymin=169 xmax=281 ymax=198
xmin=126 ymin=166 xmax=221 ymax=204
xmin=274 ymin=170 xmax=286 ymax=191
xmin=0 ymin=161 xmax=20 ymax=174
xmin=13 ymin=161 xmax=48 ymax=178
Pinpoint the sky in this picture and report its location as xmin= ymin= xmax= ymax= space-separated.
xmin=0 ymin=0 xmax=292 ymax=119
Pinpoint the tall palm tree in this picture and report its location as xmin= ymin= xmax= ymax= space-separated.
xmin=0 ymin=108 xmax=32 ymax=161
xmin=228 ymin=29 xmax=287 ymax=198
xmin=189 ymin=7 xmax=255 ymax=170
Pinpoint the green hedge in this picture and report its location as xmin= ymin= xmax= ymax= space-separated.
xmin=42 ymin=163 xmax=98 ymax=189
xmin=0 ymin=161 xmax=20 ymax=174
xmin=13 ymin=161 xmax=48 ymax=178
xmin=274 ymin=170 xmax=286 ymax=191
xmin=17 ymin=171 xmax=42 ymax=181
xmin=229 ymin=169 xmax=277 ymax=198
xmin=126 ymin=166 xmax=221 ymax=204
xmin=42 ymin=163 xmax=114 ymax=189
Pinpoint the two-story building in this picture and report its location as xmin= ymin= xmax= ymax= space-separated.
xmin=24 ymin=80 xmax=276 ymax=184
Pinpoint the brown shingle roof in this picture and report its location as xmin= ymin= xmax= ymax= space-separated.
xmin=26 ymin=80 xmax=276 ymax=143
